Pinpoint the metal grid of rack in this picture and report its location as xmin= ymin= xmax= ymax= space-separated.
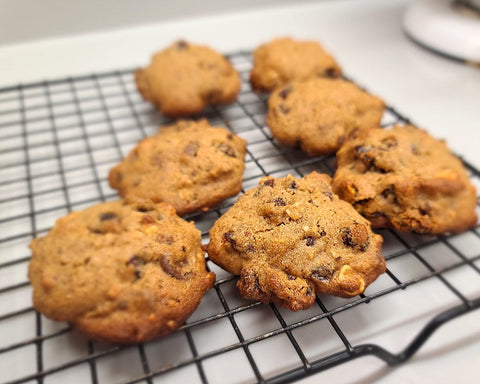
xmin=1 ymin=51 xmax=479 ymax=384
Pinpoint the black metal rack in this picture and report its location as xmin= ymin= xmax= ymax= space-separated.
xmin=0 ymin=51 xmax=479 ymax=384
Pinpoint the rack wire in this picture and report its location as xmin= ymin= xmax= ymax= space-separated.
xmin=0 ymin=51 xmax=479 ymax=384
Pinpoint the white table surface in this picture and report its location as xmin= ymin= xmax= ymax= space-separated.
xmin=1 ymin=0 xmax=479 ymax=383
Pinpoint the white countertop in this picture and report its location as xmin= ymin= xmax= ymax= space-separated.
xmin=1 ymin=0 xmax=479 ymax=383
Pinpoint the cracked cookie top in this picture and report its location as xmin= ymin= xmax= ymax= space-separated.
xmin=28 ymin=198 xmax=215 ymax=343
xmin=205 ymin=172 xmax=385 ymax=311
xmin=332 ymin=125 xmax=478 ymax=235
xmin=266 ymin=78 xmax=385 ymax=156
xmin=250 ymin=37 xmax=342 ymax=92
xmin=109 ymin=119 xmax=247 ymax=216
xmin=135 ymin=40 xmax=241 ymax=117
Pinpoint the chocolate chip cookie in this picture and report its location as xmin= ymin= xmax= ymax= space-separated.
xmin=266 ymin=78 xmax=385 ymax=156
xmin=28 ymin=198 xmax=215 ymax=343
xmin=332 ymin=125 xmax=478 ymax=235
xmin=135 ymin=40 xmax=241 ymax=117
xmin=205 ymin=172 xmax=386 ymax=311
xmin=109 ymin=119 xmax=247 ymax=216
xmin=250 ymin=37 xmax=342 ymax=92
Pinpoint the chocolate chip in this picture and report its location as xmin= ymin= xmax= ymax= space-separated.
xmin=318 ymin=230 xmax=326 ymax=237
xmin=136 ymin=202 xmax=153 ymax=213
xmin=362 ymin=154 xmax=387 ymax=174
xmin=159 ymin=254 xmax=185 ymax=280
xmin=289 ymin=181 xmax=297 ymax=190
xmin=218 ymin=143 xmax=236 ymax=158
xmin=381 ymin=137 xmax=398 ymax=149
xmin=305 ymin=236 xmax=316 ymax=246
xmin=99 ymin=212 xmax=117 ymax=221
xmin=305 ymin=286 xmax=313 ymax=296
xmin=322 ymin=191 xmax=333 ymax=201
xmin=227 ymin=133 xmax=234 ymax=141
xmin=354 ymin=198 xmax=371 ymax=206
xmin=279 ymin=86 xmax=292 ymax=99
xmin=126 ymin=255 xmax=145 ymax=280
xmin=273 ymin=197 xmax=286 ymax=206
xmin=381 ymin=185 xmax=395 ymax=198
xmin=182 ymin=246 xmax=186 ymax=252
xmin=411 ymin=144 xmax=420 ymax=155
xmin=263 ymin=179 xmax=275 ymax=187
xmin=126 ymin=255 xmax=145 ymax=267
xmin=287 ymin=274 xmax=297 ymax=281
xmin=381 ymin=185 xmax=398 ymax=203
xmin=279 ymin=105 xmax=290 ymax=114
xmin=341 ymin=223 xmax=370 ymax=251
xmin=183 ymin=141 xmax=199 ymax=157
xmin=88 ymin=228 xmax=104 ymax=234
xmin=140 ymin=214 xmax=156 ymax=224
xmin=205 ymin=89 xmax=222 ymax=103
xmin=341 ymin=228 xmax=354 ymax=248
xmin=325 ymin=67 xmax=338 ymax=77
xmin=361 ymin=154 xmax=375 ymax=168
xmin=419 ymin=202 xmax=432 ymax=216
xmin=222 ymin=231 xmax=237 ymax=249
xmin=311 ymin=267 xmax=333 ymax=282
xmin=176 ymin=40 xmax=189 ymax=49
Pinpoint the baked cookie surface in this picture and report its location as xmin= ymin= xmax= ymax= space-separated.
xmin=332 ymin=125 xmax=478 ymax=235
xmin=28 ymin=198 xmax=215 ymax=343
xmin=250 ymin=37 xmax=342 ymax=92
xmin=266 ymin=78 xmax=385 ymax=156
xmin=109 ymin=119 xmax=247 ymax=216
xmin=135 ymin=40 xmax=241 ymax=117
xmin=205 ymin=172 xmax=386 ymax=311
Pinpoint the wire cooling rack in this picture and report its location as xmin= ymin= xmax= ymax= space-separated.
xmin=0 ymin=51 xmax=479 ymax=384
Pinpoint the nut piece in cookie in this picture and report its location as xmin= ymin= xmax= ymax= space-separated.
xmin=109 ymin=119 xmax=247 ymax=216
xmin=266 ymin=78 xmax=385 ymax=156
xmin=250 ymin=37 xmax=342 ymax=92
xmin=332 ymin=125 xmax=478 ymax=235
xmin=28 ymin=198 xmax=215 ymax=343
xmin=135 ymin=40 xmax=241 ymax=117
xmin=206 ymin=172 xmax=386 ymax=311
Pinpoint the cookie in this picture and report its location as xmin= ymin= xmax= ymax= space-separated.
xmin=266 ymin=78 xmax=385 ymax=156
xmin=332 ymin=125 xmax=478 ymax=235
xmin=205 ymin=172 xmax=386 ymax=311
xmin=135 ymin=40 xmax=241 ymax=117
xmin=109 ymin=119 xmax=247 ymax=216
xmin=28 ymin=198 xmax=215 ymax=343
xmin=250 ymin=37 xmax=342 ymax=92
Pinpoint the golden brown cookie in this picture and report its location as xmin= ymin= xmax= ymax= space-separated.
xmin=266 ymin=78 xmax=385 ymax=156
xmin=109 ymin=119 xmax=247 ymax=216
xmin=135 ymin=40 xmax=241 ymax=117
xmin=28 ymin=198 xmax=215 ymax=343
xmin=205 ymin=172 xmax=386 ymax=311
xmin=332 ymin=125 xmax=478 ymax=235
xmin=250 ymin=37 xmax=342 ymax=92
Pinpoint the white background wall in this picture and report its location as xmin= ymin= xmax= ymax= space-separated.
xmin=0 ymin=0 xmax=317 ymax=44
